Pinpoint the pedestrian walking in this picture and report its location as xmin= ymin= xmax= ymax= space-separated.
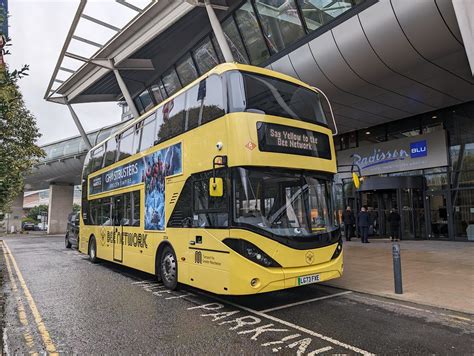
xmin=358 ymin=207 xmax=370 ymax=243
xmin=388 ymin=208 xmax=401 ymax=241
xmin=342 ymin=206 xmax=355 ymax=241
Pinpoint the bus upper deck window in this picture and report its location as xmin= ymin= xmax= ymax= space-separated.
xmin=227 ymin=71 xmax=246 ymax=113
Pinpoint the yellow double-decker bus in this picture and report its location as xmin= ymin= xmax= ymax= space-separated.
xmin=78 ymin=63 xmax=342 ymax=295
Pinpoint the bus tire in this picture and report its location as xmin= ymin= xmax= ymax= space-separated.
xmin=160 ymin=246 xmax=178 ymax=290
xmin=88 ymin=236 xmax=98 ymax=263
xmin=65 ymin=234 xmax=72 ymax=249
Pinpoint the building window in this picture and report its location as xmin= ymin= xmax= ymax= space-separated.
xmin=193 ymin=37 xmax=220 ymax=74
xmin=134 ymin=97 xmax=144 ymax=114
xmin=162 ymin=67 xmax=182 ymax=97
xmin=150 ymin=80 xmax=167 ymax=104
xmin=222 ymin=16 xmax=249 ymax=64
xmin=234 ymin=1 xmax=270 ymax=65
xmin=138 ymin=89 xmax=154 ymax=112
xmin=211 ymin=35 xmax=225 ymax=63
xmin=176 ymin=54 xmax=199 ymax=87
xmin=296 ymin=0 xmax=357 ymax=31
xmin=254 ymin=0 xmax=306 ymax=54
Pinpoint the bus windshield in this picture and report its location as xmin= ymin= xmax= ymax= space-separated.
xmin=233 ymin=168 xmax=338 ymax=238
xmin=228 ymin=71 xmax=327 ymax=126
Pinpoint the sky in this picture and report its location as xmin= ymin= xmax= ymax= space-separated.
xmin=7 ymin=0 xmax=151 ymax=145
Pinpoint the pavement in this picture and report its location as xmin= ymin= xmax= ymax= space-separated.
xmin=0 ymin=234 xmax=473 ymax=355
xmin=325 ymin=238 xmax=474 ymax=314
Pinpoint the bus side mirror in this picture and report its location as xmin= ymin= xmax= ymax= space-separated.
xmin=209 ymin=178 xmax=224 ymax=197
xmin=352 ymin=172 xmax=360 ymax=189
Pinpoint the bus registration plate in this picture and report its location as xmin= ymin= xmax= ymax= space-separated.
xmin=298 ymin=274 xmax=320 ymax=286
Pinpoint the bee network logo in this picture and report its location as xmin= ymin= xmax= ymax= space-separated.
xmin=410 ymin=140 xmax=427 ymax=158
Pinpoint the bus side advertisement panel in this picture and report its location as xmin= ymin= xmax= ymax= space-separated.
xmin=89 ymin=143 xmax=182 ymax=231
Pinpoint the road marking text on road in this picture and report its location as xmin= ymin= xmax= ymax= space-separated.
xmin=131 ymin=279 xmax=373 ymax=355
xmin=2 ymin=241 xmax=58 ymax=355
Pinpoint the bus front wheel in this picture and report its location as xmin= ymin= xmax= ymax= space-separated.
xmin=88 ymin=236 xmax=98 ymax=264
xmin=161 ymin=246 xmax=178 ymax=290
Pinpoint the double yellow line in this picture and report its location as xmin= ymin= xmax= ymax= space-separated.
xmin=2 ymin=240 xmax=58 ymax=355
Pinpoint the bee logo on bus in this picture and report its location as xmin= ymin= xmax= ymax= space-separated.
xmin=305 ymin=251 xmax=315 ymax=265
xmin=195 ymin=251 xmax=203 ymax=264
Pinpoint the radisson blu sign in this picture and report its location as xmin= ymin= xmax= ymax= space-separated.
xmin=337 ymin=130 xmax=448 ymax=176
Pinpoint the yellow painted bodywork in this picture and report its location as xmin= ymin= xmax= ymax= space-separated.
xmin=79 ymin=63 xmax=342 ymax=295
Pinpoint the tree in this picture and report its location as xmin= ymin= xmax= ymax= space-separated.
xmin=0 ymin=36 xmax=44 ymax=213
xmin=26 ymin=204 xmax=48 ymax=222
xmin=72 ymin=203 xmax=81 ymax=213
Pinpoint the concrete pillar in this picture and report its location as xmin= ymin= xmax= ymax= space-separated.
xmin=204 ymin=0 xmax=234 ymax=63
xmin=47 ymin=184 xmax=74 ymax=235
xmin=6 ymin=190 xmax=24 ymax=233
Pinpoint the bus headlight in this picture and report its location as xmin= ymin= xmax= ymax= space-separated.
xmin=223 ymin=238 xmax=281 ymax=268
xmin=331 ymin=240 xmax=343 ymax=260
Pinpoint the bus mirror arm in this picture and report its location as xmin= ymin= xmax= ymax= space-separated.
xmin=210 ymin=155 xmax=228 ymax=198
xmin=311 ymin=86 xmax=337 ymax=136
xmin=211 ymin=155 xmax=228 ymax=182
xmin=337 ymin=164 xmax=362 ymax=189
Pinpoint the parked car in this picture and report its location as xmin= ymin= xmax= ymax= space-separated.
xmin=65 ymin=212 xmax=80 ymax=249
xmin=22 ymin=221 xmax=36 ymax=231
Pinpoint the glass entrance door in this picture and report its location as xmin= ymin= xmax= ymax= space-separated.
xmin=428 ymin=193 xmax=450 ymax=239
xmin=378 ymin=190 xmax=398 ymax=237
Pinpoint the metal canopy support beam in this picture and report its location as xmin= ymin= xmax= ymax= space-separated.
xmin=80 ymin=14 xmax=121 ymax=32
xmin=116 ymin=0 xmax=143 ymax=13
xmin=66 ymin=102 xmax=93 ymax=149
xmin=111 ymin=59 xmax=140 ymax=119
xmin=72 ymin=35 xmax=103 ymax=48
xmin=204 ymin=0 xmax=233 ymax=63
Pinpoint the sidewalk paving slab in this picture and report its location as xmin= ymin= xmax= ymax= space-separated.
xmin=325 ymin=239 xmax=474 ymax=315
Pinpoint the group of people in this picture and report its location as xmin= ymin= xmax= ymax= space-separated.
xmin=342 ymin=206 xmax=401 ymax=243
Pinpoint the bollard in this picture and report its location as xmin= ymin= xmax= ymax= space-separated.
xmin=392 ymin=242 xmax=403 ymax=294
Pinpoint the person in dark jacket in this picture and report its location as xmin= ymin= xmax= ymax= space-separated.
xmin=388 ymin=208 xmax=401 ymax=241
xmin=342 ymin=206 xmax=355 ymax=241
xmin=358 ymin=207 xmax=370 ymax=243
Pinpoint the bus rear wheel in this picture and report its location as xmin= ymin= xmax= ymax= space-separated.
xmin=88 ymin=236 xmax=98 ymax=263
xmin=161 ymin=246 xmax=178 ymax=290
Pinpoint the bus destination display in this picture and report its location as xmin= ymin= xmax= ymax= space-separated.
xmin=257 ymin=122 xmax=331 ymax=159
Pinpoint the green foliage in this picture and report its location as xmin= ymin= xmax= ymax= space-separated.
xmin=21 ymin=217 xmax=36 ymax=224
xmin=72 ymin=203 xmax=81 ymax=213
xmin=27 ymin=204 xmax=48 ymax=222
xmin=0 ymin=38 xmax=44 ymax=212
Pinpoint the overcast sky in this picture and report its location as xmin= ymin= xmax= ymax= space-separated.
xmin=7 ymin=0 xmax=151 ymax=145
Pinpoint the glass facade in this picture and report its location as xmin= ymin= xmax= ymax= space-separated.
xmin=338 ymin=101 xmax=474 ymax=241
xmin=130 ymin=0 xmax=366 ymax=115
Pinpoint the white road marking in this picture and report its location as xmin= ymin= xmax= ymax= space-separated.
xmin=261 ymin=291 xmax=352 ymax=313
xmin=307 ymin=346 xmax=333 ymax=355
xmin=195 ymin=292 xmax=374 ymax=356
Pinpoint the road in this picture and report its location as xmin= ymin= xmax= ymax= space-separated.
xmin=1 ymin=235 xmax=473 ymax=355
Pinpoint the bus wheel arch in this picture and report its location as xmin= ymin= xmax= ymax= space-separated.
xmin=155 ymin=242 xmax=172 ymax=283
xmin=159 ymin=243 xmax=178 ymax=290
xmin=88 ymin=235 xmax=98 ymax=263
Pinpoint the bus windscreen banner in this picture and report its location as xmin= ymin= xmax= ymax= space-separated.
xmin=89 ymin=142 xmax=182 ymax=231
xmin=257 ymin=122 xmax=331 ymax=159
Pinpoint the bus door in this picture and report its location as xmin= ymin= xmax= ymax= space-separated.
xmin=186 ymin=173 xmax=230 ymax=290
xmin=112 ymin=195 xmax=124 ymax=262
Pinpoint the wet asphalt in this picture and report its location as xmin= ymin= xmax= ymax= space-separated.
xmin=1 ymin=235 xmax=473 ymax=355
